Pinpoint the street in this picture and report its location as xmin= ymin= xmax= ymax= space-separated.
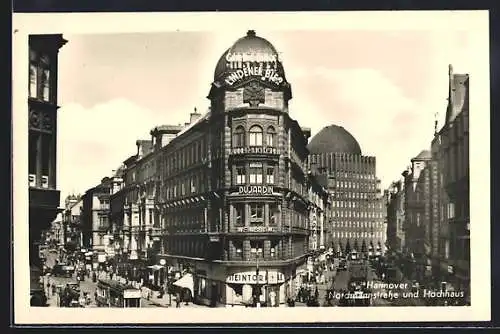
xmin=41 ymin=248 xmax=443 ymax=308
xmin=41 ymin=249 xmax=183 ymax=308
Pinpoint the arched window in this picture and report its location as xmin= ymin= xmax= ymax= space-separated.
xmin=233 ymin=126 xmax=245 ymax=148
xmin=266 ymin=126 xmax=276 ymax=147
xmin=249 ymin=125 xmax=263 ymax=146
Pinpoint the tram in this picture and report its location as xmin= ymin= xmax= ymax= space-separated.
xmin=96 ymin=279 xmax=141 ymax=308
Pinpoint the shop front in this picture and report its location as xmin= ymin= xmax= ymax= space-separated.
xmin=224 ymin=268 xmax=286 ymax=307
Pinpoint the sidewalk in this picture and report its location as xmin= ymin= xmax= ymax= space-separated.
xmin=142 ymin=291 xmax=211 ymax=308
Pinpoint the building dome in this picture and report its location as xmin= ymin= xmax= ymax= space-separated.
xmin=307 ymin=124 xmax=362 ymax=155
xmin=213 ymin=30 xmax=283 ymax=80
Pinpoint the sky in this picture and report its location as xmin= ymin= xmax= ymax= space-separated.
xmin=56 ymin=26 xmax=479 ymax=206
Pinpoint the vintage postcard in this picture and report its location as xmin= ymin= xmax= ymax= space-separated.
xmin=12 ymin=11 xmax=490 ymax=324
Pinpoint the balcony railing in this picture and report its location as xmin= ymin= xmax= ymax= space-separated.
xmin=230 ymin=146 xmax=279 ymax=156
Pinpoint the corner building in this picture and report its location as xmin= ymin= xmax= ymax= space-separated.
xmin=153 ymin=30 xmax=327 ymax=307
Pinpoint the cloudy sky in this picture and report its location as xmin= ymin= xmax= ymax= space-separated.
xmin=53 ymin=17 xmax=484 ymax=205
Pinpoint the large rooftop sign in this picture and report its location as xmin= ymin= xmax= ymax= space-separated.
xmin=224 ymin=51 xmax=284 ymax=87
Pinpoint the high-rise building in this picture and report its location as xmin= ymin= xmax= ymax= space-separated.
xmin=28 ymin=34 xmax=67 ymax=306
xmin=308 ymin=125 xmax=386 ymax=257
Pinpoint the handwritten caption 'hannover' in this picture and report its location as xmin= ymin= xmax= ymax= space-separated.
xmin=331 ymin=281 xmax=466 ymax=300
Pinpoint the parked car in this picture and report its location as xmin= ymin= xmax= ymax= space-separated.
xmin=52 ymin=264 xmax=75 ymax=277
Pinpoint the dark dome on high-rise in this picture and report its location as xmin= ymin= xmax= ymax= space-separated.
xmin=307 ymin=124 xmax=362 ymax=155
xmin=213 ymin=30 xmax=284 ymax=80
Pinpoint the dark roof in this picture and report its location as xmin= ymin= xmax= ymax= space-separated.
xmin=412 ymin=150 xmax=431 ymax=161
xmin=214 ymin=30 xmax=280 ymax=80
xmin=307 ymin=124 xmax=362 ymax=155
xmin=446 ymin=72 xmax=469 ymax=124
xmin=152 ymin=124 xmax=184 ymax=134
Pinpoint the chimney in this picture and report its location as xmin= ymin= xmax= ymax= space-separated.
xmin=190 ymin=107 xmax=202 ymax=124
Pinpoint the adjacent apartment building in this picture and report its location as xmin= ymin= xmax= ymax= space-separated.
xmin=433 ymin=65 xmax=470 ymax=296
xmin=387 ymin=65 xmax=469 ymax=303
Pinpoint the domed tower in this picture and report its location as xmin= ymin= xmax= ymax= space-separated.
xmin=308 ymin=124 xmax=386 ymax=258
xmin=199 ymin=30 xmax=315 ymax=306
xmin=208 ymin=30 xmax=292 ymax=112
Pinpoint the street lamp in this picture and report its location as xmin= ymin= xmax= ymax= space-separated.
xmin=159 ymin=258 xmax=171 ymax=306
xmin=250 ymin=247 xmax=263 ymax=308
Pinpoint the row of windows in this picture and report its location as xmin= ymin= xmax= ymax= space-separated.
xmin=165 ymin=212 xmax=204 ymax=230
xmin=233 ymin=125 xmax=276 ymax=147
xmin=334 ymin=221 xmax=384 ymax=229
xmin=336 ymin=180 xmax=378 ymax=190
xmin=29 ymin=50 xmax=52 ymax=102
xmin=333 ymin=211 xmax=384 ymax=219
xmin=167 ymin=238 xmax=206 ymax=258
xmin=231 ymin=240 xmax=279 ymax=259
xmin=327 ymin=171 xmax=376 ymax=180
xmin=234 ymin=163 xmax=275 ymax=185
xmin=332 ymin=192 xmax=379 ymax=200
xmin=137 ymin=161 xmax=156 ymax=182
xmin=162 ymin=172 xmax=208 ymax=200
xmin=233 ymin=203 xmax=280 ymax=225
xmin=161 ymin=138 xmax=207 ymax=175
xmin=333 ymin=231 xmax=384 ymax=239
xmin=332 ymin=201 xmax=383 ymax=209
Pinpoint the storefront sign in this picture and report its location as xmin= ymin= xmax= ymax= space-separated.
xmin=231 ymin=147 xmax=279 ymax=155
xmin=238 ymin=185 xmax=274 ymax=195
xmin=226 ymin=271 xmax=285 ymax=284
xmin=226 ymin=51 xmax=278 ymax=64
xmin=123 ymin=289 xmax=141 ymax=299
xmin=98 ymin=254 xmax=106 ymax=263
xmin=236 ymin=226 xmax=277 ymax=233
xmin=224 ymin=63 xmax=284 ymax=87
xmin=266 ymin=271 xmax=285 ymax=284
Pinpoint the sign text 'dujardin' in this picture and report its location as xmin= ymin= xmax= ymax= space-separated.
xmin=238 ymin=185 xmax=274 ymax=195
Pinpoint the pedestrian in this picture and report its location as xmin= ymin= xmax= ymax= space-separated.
xmin=46 ymin=282 xmax=51 ymax=297
xmin=314 ymin=287 xmax=319 ymax=300
xmin=269 ymin=290 xmax=277 ymax=307
xmin=51 ymin=283 xmax=56 ymax=296
xmin=175 ymin=292 xmax=181 ymax=308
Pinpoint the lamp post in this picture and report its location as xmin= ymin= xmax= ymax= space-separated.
xmin=159 ymin=258 xmax=171 ymax=306
xmin=251 ymin=247 xmax=263 ymax=308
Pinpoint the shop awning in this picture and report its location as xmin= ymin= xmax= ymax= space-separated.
xmin=172 ymin=273 xmax=193 ymax=294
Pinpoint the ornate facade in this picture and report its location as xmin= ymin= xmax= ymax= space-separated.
xmin=28 ymin=34 xmax=67 ymax=305
xmin=109 ymin=30 xmax=330 ymax=307
xmin=433 ymin=65 xmax=470 ymax=298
